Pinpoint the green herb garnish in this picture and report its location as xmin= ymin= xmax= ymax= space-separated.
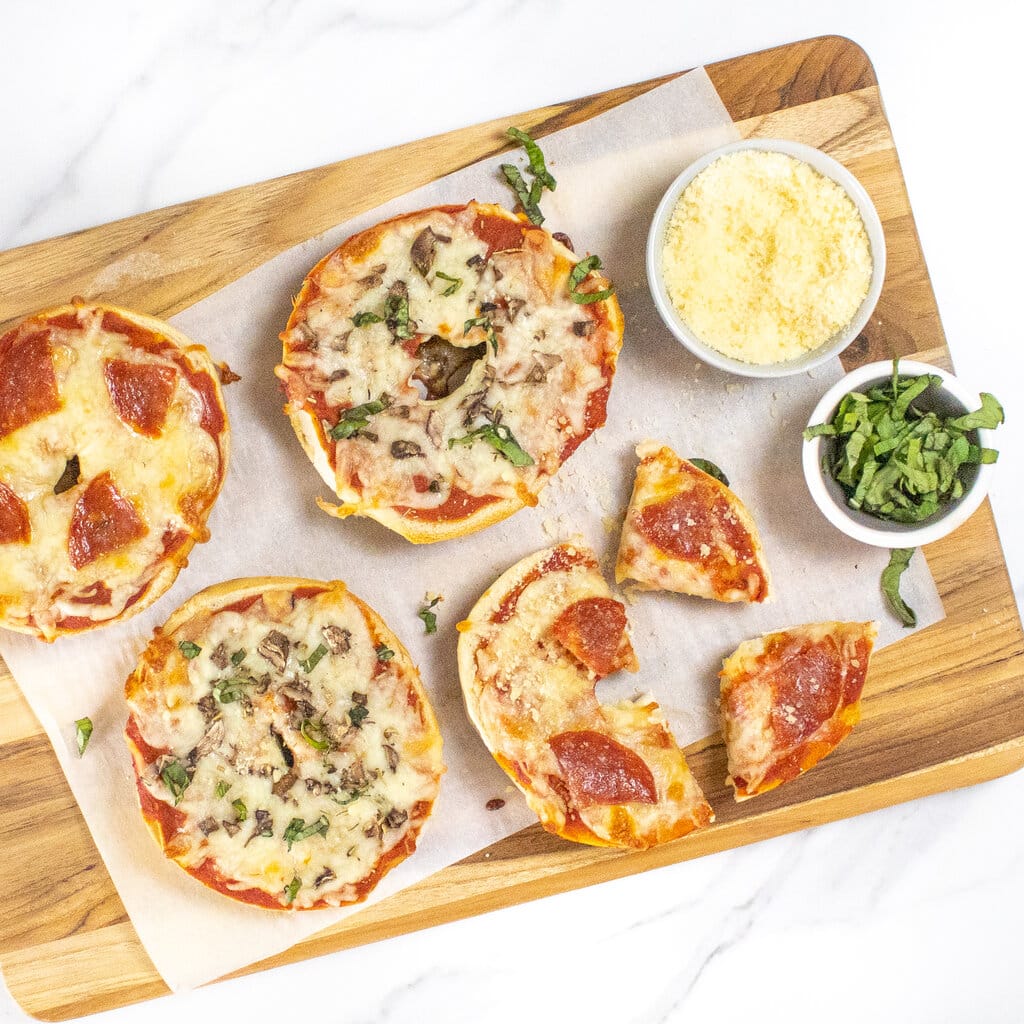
xmin=690 ymin=459 xmax=729 ymax=486
xmin=448 ymin=423 xmax=534 ymax=466
xmin=435 ymin=271 xmax=462 ymax=296
xmin=300 ymin=718 xmax=331 ymax=751
xmin=75 ymin=717 xmax=93 ymax=756
xmin=349 ymin=703 xmax=370 ymax=728
xmin=881 ymin=547 xmax=917 ymax=627
xmin=230 ymin=649 xmax=246 ymax=666
xmin=463 ymin=316 xmax=498 ymax=355
xmin=284 ymin=876 xmax=301 ymax=905
xmin=232 ymin=798 xmax=248 ymax=821
xmin=283 ymin=815 xmax=330 ymax=850
xmin=212 ymin=676 xmax=254 ymax=704
xmin=330 ymin=397 xmax=387 ymax=440
xmin=507 ymin=127 xmax=556 ymax=191
xmin=568 ymin=255 xmax=615 ymax=305
xmin=385 ymin=290 xmax=413 ymax=340
xmin=375 ymin=643 xmax=395 ymax=662
xmin=178 ymin=640 xmax=202 ymax=659
xmin=804 ymin=360 xmax=1004 ymax=524
xmin=500 ymin=127 xmax=556 ymax=224
xmin=215 ymin=780 xmax=231 ymax=799
xmin=299 ymin=643 xmax=329 ymax=674
xmin=351 ymin=311 xmax=384 ymax=327
xmin=161 ymin=760 xmax=191 ymax=805
xmin=418 ymin=595 xmax=440 ymax=635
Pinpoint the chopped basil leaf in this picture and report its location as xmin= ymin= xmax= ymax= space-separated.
xmin=161 ymin=760 xmax=191 ymax=805
xmin=463 ymin=316 xmax=498 ymax=355
xmin=507 ymin=127 xmax=556 ymax=191
xmin=330 ymin=397 xmax=387 ymax=440
xmin=385 ymin=290 xmax=414 ymax=340
xmin=215 ymin=780 xmax=230 ymax=799
xmin=178 ymin=640 xmax=202 ymax=659
xmin=689 ymin=459 xmax=729 ymax=486
xmin=349 ymin=704 xmax=370 ymax=728
xmin=75 ymin=717 xmax=93 ymax=756
xmin=300 ymin=718 xmax=331 ymax=751
xmin=351 ymin=311 xmax=384 ymax=327
xmin=284 ymin=876 xmax=301 ymax=904
xmin=500 ymin=164 xmax=544 ymax=225
xmin=283 ymin=815 xmax=330 ymax=850
xmin=881 ymin=547 xmax=917 ymax=627
xmin=299 ymin=643 xmax=329 ymax=674
xmin=375 ymin=643 xmax=395 ymax=662
xmin=212 ymin=676 xmax=254 ymax=704
xmin=568 ymin=255 xmax=615 ymax=304
xmin=232 ymin=798 xmax=248 ymax=821
xmin=448 ymin=423 xmax=534 ymax=467
xmin=805 ymin=360 xmax=1004 ymax=524
xmin=418 ymin=595 xmax=440 ymax=635
xmin=230 ymin=649 xmax=246 ymax=666
xmin=435 ymin=271 xmax=462 ymax=296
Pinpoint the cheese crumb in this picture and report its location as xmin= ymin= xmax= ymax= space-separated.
xmin=661 ymin=149 xmax=872 ymax=364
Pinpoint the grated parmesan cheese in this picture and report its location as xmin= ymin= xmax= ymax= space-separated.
xmin=661 ymin=150 xmax=872 ymax=364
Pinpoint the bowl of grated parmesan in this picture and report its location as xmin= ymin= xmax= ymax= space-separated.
xmin=647 ymin=139 xmax=885 ymax=378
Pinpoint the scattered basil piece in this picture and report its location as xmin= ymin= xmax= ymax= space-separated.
xmin=230 ymin=649 xmax=246 ymax=666
xmin=161 ymin=760 xmax=191 ymax=805
xmin=500 ymin=164 xmax=545 ymax=225
xmin=568 ymin=255 xmax=615 ymax=304
xmin=349 ymin=704 xmax=370 ymax=728
xmin=448 ymin=423 xmax=534 ymax=467
xmin=178 ymin=640 xmax=202 ymax=659
xmin=215 ymin=780 xmax=230 ymax=799
xmin=75 ymin=717 xmax=93 ymax=756
xmin=375 ymin=643 xmax=395 ymax=662
xmin=300 ymin=718 xmax=331 ymax=751
xmin=283 ymin=815 xmax=330 ymax=850
xmin=232 ymin=798 xmax=248 ymax=821
xmin=385 ymin=290 xmax=414 ymax=340
xmin=418 ymin=596 xmax=440 ymax=635
xmin=507 ymin=127 xmax=556 ymax=191
xmin=689 ymin=459 xmax=729 ymax=486
xmin=299 ymin=643 xmax=329 ymax=674
xmin=435 ymin=271 xmax=462 ymax=296
xmin=881 ymin=547 xmax=917 ymax=627
xmin=804 ymin=359 xmax=1004 ymax=524
xmin=330 ymin=397 xmax=387 ymax=440
xmin=351 ymin=311 xmax=384 ymax=327
xmin=284 ymin=876 xmax=301 ymax=904
xmin=212 ymin=676 xmax=254 ymax=704
xmin=463 ymin=316 xmax=498 ymax=355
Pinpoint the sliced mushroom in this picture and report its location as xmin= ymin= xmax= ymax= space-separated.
xmin=257 ymin=630 xmax=290 ymax=672
xmin=314 ymin=867 xmax=337 ymax=889
xmin=322 ymin=625 xmax=351 ymax=655
xmin=573 ymin=320 xmax=596 ymax=337
xmin=383 ymin=743 xmax=400 ymax=773
xmin=53 ymin=455 xmax=80 ymax=495
xmin=221 ymin=819 xmax=242 ymax=837
xmin=198 ymin=817 xmax=220 ymax=837
xmin=384 ymin=808 xmax=409 ymax=830
xmin=272 ymin=770 xmax=298 ymax=798
xmin=410 ymin=228 xmax=439 ymax=277
xmin=210 ymin=643 xmax=230 ymax=670
xmin=195 ymin=718 xmax=226 ymax=759
xmin=413 ymin=336 xmax=487 ymax=401
xmin=390 ymin=439 xmax=424 ymax=459
xmin=270 ymin=727 xmax=294 ymax=769
xmin=197 ymin=694 xmax=218 ymax=722
xmin=351 ymin=691 xmax=368 ymax=706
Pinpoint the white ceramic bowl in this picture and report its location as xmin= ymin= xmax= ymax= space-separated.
xmin=802 ymin=360 xmax=997 ymax=548
xmin=646 ymin=138 xmax=887 ymax=378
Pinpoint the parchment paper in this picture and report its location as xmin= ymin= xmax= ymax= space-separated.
xmin=0 ymin=68 xmax=943 ymax=991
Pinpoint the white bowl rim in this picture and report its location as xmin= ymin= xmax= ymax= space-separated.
xmin=646 ymin=137 xmax=887 ymax=379
xmin=801 ymin=359 xmax=996 ymax=548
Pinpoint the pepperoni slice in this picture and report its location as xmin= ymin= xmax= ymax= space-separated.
xmin=68 ymin=472 xmax=148 ymax=568
xmin=0 ymin=481 xmax=31 ymax=544
xmin=0 ymin=327 xmax=61 ymax=438
xmin=472 ymin=212 xmax=528 ymax=257
xmin=395 ymin=486 xmax=499 ymax=524
xmin=104 ymin=359 xmax=177 ymax=437
xmin=551 ymin=596 xmax=634 ymax=678
xmin=549 ymin=730 xmax=658 ymax=806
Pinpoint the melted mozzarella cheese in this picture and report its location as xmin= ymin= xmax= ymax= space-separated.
xmin=0 ymin=307 xmax=224 ymax=637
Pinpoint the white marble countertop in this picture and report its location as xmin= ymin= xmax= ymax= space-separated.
xmin=1 ymin=2 xmax=1021 ymax=1021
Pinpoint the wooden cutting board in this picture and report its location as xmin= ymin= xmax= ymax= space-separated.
xmin=2 ymin=34 xmax=1022 ymax=1021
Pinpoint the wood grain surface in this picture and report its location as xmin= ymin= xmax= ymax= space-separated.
xmin=2 ymin=35 xmax=1022 ymax=1021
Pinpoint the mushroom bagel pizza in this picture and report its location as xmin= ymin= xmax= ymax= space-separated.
xmin=276 ymin=201 xmax=624 ymax=542
xmin=125 ymin=578 xmax=444 ymax=910
xmin=0 ymin=303 xmax=229 ymax=640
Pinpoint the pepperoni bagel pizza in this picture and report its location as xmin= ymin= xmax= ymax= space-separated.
xmin=0 ymin=303 xmax=229 ymax=640
xmin=125 ymin=577 xmax=444 ymax=910
xmin=276 ymin=202 xmax=624 ymax=543
xmin=458 ymin=542 xmax=713 ymax=849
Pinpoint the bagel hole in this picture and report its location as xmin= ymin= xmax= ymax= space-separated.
xmin=411 ymin=336 xmax=487 ymax=401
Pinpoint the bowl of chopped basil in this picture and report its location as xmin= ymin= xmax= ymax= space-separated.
xmin=802 ymin=359 xmax=1004 ymax=548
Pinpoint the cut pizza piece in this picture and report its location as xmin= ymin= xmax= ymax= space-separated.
xmin=0 ymin=302 xmax=230 ymax=640
xmin=458 ymin=542 xmax=712 ymax=849
xmin=125 ymin=577 xmax=444 ymax=910
xmin=616 ymin=441 xmax=770 ymax=603
xmin=276 ymin=201 xmax=624 ymax=543
xmin=720 ymin=620 xmax=877 ymax=800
